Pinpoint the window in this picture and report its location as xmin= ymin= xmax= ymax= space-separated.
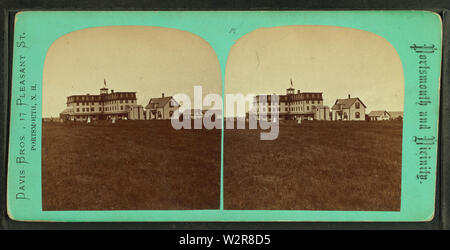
xmin=307 ymin=106 xmax=309 ymax=111
xmin=76 ymin=108 xmax=79 ymax=112
xmin=355 ymin=102 xmax=360 ymax=109
xmin=306 ymin=100 xmax=309 ymax=104
xmin=355 ymin=112 xmax=360 ymax=119
xmin=91 ymin=108 xmax=94 ymax=112
xmin=82 ymin=108 xmax=85 ymax=112
xmin=120 ymin=106 xmax=123 ymax=110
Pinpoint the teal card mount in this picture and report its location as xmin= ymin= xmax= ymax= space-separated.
xmin=6 ymin=11 xmax=442 ymax=222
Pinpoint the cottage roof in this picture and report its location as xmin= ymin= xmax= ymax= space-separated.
xmin=145 ymin=96 xmax=174 ymax=109
xmin=331 ymin=97 xmax=366 ymax=110
xmin=368 ymin=110 xmax=389 ymax=117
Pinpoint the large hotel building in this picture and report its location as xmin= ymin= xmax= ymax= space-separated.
xmin=60 ymin=82 xmax=144 ymax=121
xmin=252 ymin=85 xmax=330 ymax=121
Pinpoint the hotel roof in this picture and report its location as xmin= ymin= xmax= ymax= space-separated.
xmin=255 ymin=92 xmax=323 ymax=102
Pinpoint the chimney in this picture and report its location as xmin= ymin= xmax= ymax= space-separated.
xmin=162 ymin=93 xmax=164 ymax=98
xmin=348 ymin=94 xmax=351 ymax=99
xmin=297 ymin=90 xmax=301 ymax=94
xmin=111 ymin=89 xmax=114 ymax=94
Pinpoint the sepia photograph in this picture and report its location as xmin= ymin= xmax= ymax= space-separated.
xmin=5 ymin=10 xmax=442 ymax=223
xmin=41 ymin=26 xmax=222 ymax=210
xmin=224 ymin=26 xmax=404 ymax=211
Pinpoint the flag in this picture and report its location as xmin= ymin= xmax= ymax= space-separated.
xmin=290 ymin=78 xmax=293 ymax=87
xmin=104 ymin=78 xmax=106 ymax=87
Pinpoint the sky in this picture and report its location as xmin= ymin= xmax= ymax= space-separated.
xmin=225 ymin=25 xmax=404 ymax=114
xmin=43 ymin=25 xmax=404 ymax=117
xmin=43 ymin=26 xmax=222 ymax=117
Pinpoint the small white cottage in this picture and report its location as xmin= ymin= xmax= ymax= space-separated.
xmin=331 ymin=95 xmax=366 ymax=121
xmin=368 ymin=110 xmax=391 ymax=121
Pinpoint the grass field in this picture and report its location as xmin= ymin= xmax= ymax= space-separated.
xmin=224 ymin=120 xmax=403 ymax=211
xmin=43 ymin=119 xmax=402 ymax=211
xmin=42 ymin=120 xmax=220 ymax=210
